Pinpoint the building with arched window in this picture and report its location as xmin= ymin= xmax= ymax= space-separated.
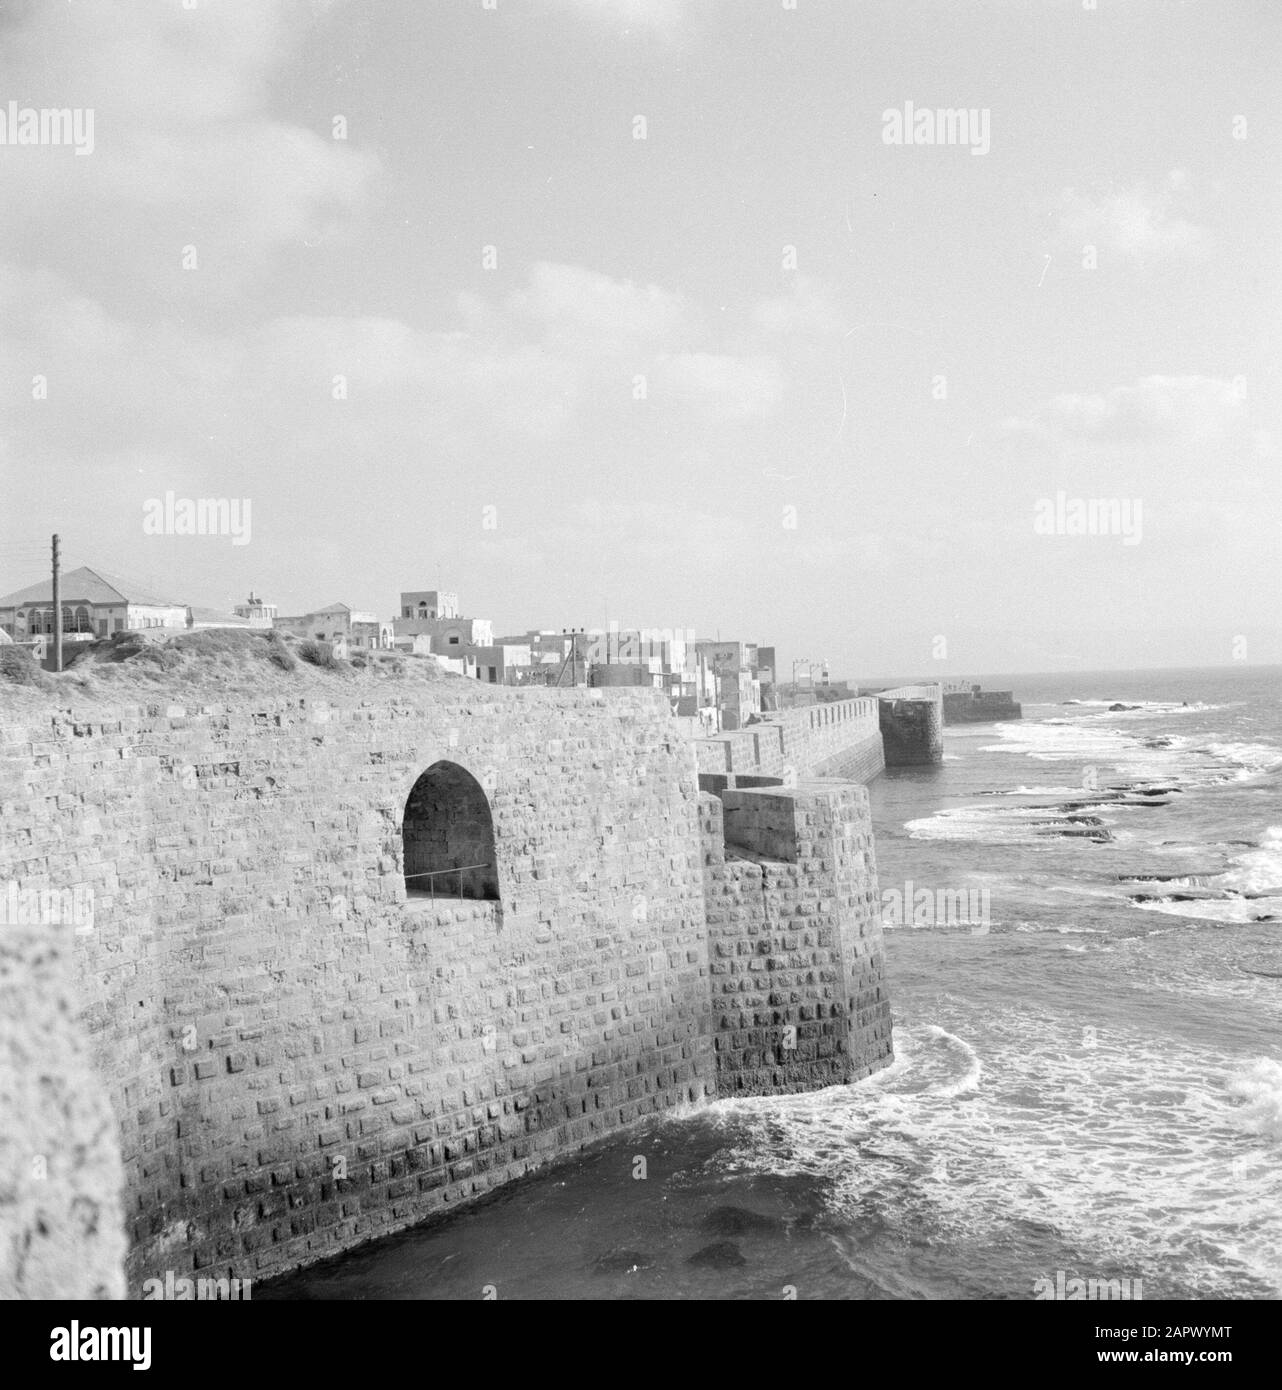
xmin=0 ymin=566 xmax=187 ymax=645
xmin=399 ymin=589 xmax=459 ymax=621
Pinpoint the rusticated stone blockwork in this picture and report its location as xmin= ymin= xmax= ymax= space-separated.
xmin=0 ymin=916 xmax=127 ymax=1299
xmin=943 ymin=688 xmax=1022 ymax=723
xmin=878 ymin=695 xmax=944 ymax=767
xmin=0 ymin=684 xmax=714 ymax=1292
xmin=701 ymin=784 xmax=893 ymax=1096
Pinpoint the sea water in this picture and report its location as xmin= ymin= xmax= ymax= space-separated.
xmin=262 ymin=665 xmax=1281 ymax=1301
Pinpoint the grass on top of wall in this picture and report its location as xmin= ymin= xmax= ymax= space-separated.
xmin=0 ymin=628 xmax=452 ymax=699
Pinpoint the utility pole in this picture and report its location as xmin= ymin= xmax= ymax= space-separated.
xmin=560 ymin=628 xmax=584 ymax=686
xmin=51 ymin=533 xmax=63 ymax=673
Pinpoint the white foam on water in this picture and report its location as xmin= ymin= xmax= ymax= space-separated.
xmin=1049 ymin=882 xmax=1142 ymax=900
xmin=708 ymin=1017 xmax=1282 ymax=1297
xmin=1228 ymin=1058 xmax=1282 ymax=1140
xmin=979 ymin=716 xmax=1280 ymax=798
xmin=996 ymin=784 xmax=1089 ymax=796
xmin=904 ymin=808 xmax=1043 ymax=845
xmin=922 ymin=1024 xmax=983 ymax=1097
xmin=905 ymin=799 xmax=1116 ymax=845
xmin=1134 ymin=896 xmax=1282 ymax=925
xmin=982 ymin=723 xmax=1137 ymax=761
xmin=1013 ymin=921 xmax=1103 ymax=934
xmin=1222 ymin=825 xmax=1282 ymax=894
xmin=1132 ymin=827 xmax=1282 ymax=922
xmin=1198 ymin=742 xmax=1282 ymax=777
xmin=1060 ymin=699 xmax=1225 ymax=714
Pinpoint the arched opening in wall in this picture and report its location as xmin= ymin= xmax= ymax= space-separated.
xmin=402 ymin=761 xmax=500 ymax=904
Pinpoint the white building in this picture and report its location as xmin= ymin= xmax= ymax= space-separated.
xmin=0 ymin=566 xmax=187 ymax=644
xmin=233 ymin=593 xmax=277 ymax=627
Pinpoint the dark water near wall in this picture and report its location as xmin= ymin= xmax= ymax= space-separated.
xmin=262 ymin=666 xmax=1282 ymax=1301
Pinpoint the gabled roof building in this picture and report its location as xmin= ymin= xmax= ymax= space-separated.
xmin=0 ymin=565 xmax=187 ymax=640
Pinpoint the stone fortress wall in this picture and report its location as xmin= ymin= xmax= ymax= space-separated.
xmin=0 ymin=883 xmax=127 ymax=1298
xmin=1 ymin=673 xmax=899 ymax=1295
xmin=871 ymin=684 xmax=945 ymax=768
xmin=942 ymin=683 xmax=1023 ymax=722
xmin=695 ymin=696 xmax=887 ymax=786
xmin=701 ymin=784 xmax=891 ymax=1097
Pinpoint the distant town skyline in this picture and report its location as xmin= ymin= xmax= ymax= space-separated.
xmin=3 ymin=0 xmax=1279 ymax=676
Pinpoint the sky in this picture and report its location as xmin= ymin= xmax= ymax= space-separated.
xmin=1 ymin=0 xmax=1279 ymax=678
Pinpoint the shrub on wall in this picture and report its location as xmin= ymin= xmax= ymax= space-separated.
xmin=0 ymin=645 xmax=54 ymax=688
xmin=262 ymin=631 xmax=296 ymax=671
xmin=298 ymin=639 xmax=341 ymax=669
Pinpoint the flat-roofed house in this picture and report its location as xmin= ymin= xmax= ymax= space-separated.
xmin=273 ymin=602 xmax=391 ymax=657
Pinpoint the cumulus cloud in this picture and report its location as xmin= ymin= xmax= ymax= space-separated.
xmin=752 ymin=277 xmax=844 ymax=337
xmin=1000 ymin=375 xmax=1258 ymax=449
xmin=991 ymin=374 xmax=1276 ymax=554
xmin=1056 ymin=171 xmax=1207 ymax=263
xmin=652 ymin=352 xmax=785 ymax=420
xmin=0 ymin=0 xmax=377 ymax=286
xmin=0 ymin=256 xmax=788 ymax=488
xmin=0 ymin=0 xmax=801 ymax=608
xmin=507 ymin=263 xmax=693 ymax=339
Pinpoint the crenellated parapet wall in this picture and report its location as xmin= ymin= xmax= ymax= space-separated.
xmin=695 ymin=697 xmax=885 ymax=786
xmin=700 ymin=783 xmax=892 ymax=1096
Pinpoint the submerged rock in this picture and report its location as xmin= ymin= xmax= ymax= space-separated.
xmin=701 ymin=1205 xmax=780 ymax=1237
xmin=687 ymin=1241 xmax=747 ymax=1269
xmin=1130 ymin=891 xmax=1226 ymax=903
xmin=1121 ymin=873 xmax=1216 ymax=884
xmin=1033 ymin=819 xmax=1113 ymax=841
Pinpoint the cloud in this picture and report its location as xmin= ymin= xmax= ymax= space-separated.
xmin=1000 ymin=375 xmax=1257 ymax=449
xmin=652 ymin=353 xmax=785 ymax=420
xmin=992 ymin=375 xmax=1276 ymax=553
xmin=1055 ymin=171 xmax=1207 ymax=263
xmin=752 ymin=277 xmax=844 ymax=337
xmin=0 ymin=256 xmax=788 ymax=486
xmin=507 ymin=263 xmax=693 ymax=339
xmin=542 ymin=0 xmax=697 ymax=35
xmin=0 ymin=0 xmax=377 ymax=287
